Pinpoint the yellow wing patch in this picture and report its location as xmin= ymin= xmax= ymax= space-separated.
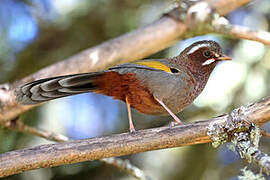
xmin=134 ymin=61 xmax=172 ymax=73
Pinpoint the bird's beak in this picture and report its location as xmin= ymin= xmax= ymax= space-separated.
xmin=202 ymin=53 xmax=232 ymax=66
xmin=217 ymin=55 xmax=232 ymax=61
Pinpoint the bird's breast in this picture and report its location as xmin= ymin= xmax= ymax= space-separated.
xmin=158 ymin=70 xmax=208 ymax=114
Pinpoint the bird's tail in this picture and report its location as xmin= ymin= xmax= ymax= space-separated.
xmin=15 ymin=72 xmax=103 ymax=105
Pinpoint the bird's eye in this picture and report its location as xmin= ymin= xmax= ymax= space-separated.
xmin=203 ymin=50 xmax=211 ymax=58
xmin=170 ymin=67 xmax=180 ymax=73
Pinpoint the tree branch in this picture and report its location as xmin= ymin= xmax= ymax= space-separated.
xmin=3 ymin=117 xmax=69 ymax=142
xmin=0 ymin=0 xmax=252 ymax=122
xmin=232 ymin=124 xmax=270 ymax=175
xmin=0 ymin=96 xmax=270 ymax=178
xmin=2 ymin=118 xmax=152 ymax=180
xmin=212 ymin=17 xmax=270 ymax=45
xmin=207 ymin=0 xmax=255 ymax=16
xmin=100 ymin=158 xmax=153 ymax=180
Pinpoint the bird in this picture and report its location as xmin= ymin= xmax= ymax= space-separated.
xmin=15 ymin=40 xmax=231 ymax=132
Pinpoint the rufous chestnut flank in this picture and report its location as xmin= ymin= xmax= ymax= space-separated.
xmin=15 ymin=40 xmax=231 ymax=132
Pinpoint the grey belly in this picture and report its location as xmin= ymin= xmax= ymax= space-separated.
xmin=135 ymin=70 xmax=197 ymax=114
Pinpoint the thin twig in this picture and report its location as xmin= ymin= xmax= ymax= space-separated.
xmin=3 ymin=118 xmax=69 ymax=142
xmin=100 ymin=158 xmax=153 ymax=180
xmin=261 ymin=130 xmax=270 ymax=139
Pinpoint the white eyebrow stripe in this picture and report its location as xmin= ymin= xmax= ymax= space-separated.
xmin=187 ymin=44 xmax=210 ymax=55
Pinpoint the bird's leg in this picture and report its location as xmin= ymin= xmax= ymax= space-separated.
xmin=125 ymin=96 xmax=136 ymax=133
xmin=154 ymin=97 xmax=183 ymax=126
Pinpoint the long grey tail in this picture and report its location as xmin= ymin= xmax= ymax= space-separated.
xmin=15 ymin=72 xmax=103 ymax=105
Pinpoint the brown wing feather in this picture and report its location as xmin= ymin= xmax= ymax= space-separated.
xmin=93 ymin=72 xmax=163 ymax=114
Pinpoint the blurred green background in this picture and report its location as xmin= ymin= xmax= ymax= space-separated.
xmin=0 ymin=0 xmax=270 ymax=179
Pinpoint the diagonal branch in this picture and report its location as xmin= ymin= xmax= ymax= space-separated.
xmin=0 ymin=0 xmax=253 ymax=122
xmin=212 ymin=17 xmax=270 ymax=45
xmin=2 ymin=117 xmax=69 ymax=142
xmin=0 ymin=96 xmax=270 ymax=178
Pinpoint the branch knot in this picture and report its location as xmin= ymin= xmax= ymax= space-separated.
xmin=184 ymin=1 xmax=219 ymax=36
xmin=207 ymin=106 xmax=250 ymax=148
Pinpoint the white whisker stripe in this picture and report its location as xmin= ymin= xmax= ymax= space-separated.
xmin=202 ymin=59 xmax=215 ymax=66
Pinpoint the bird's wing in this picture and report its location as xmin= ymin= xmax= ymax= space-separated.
xmin=108 ymin=59 xmax=174 ymax=73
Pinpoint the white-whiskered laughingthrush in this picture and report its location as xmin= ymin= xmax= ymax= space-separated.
xmin=15 ymin=40 xmax=231 ymax=132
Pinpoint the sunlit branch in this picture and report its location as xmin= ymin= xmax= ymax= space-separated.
xmin=212 ymin=17 xmax=270 ymax=45
xmin=0 ymin=96 xmax=270 ymax=177
xmin=2 ymin=118 xmax=151 ymax=180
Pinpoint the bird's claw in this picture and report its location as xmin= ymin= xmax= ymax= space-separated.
xmin=169 ymin=121 xmax=182 ymax=128
xmin=129 ymin=127 xmax=136 ymax=134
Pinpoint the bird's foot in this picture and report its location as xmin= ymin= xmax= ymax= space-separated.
xmin=169 ymin=121 xmax=183 ymax=128
xmin=129 ymin=127 xmax=136 ymax=134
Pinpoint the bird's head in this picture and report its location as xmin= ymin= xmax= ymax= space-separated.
xmin=182 ymin=40 xmax=231 ymax=70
